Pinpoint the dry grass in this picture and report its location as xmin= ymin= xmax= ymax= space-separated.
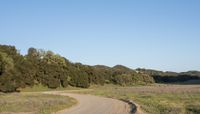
xmin=114 ymin=84 xmax=200 ymax=94
xmin=0 ymin=92 xmax=77 ymax=114
xmin=71 ymin=84 xmax=200 ymax=114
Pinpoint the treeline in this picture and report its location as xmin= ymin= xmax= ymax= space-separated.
xmin=0 ymin=44 xmax=154 ymax=92
xmin=1 ymin=44 xmax=199 ymax=92
xmin=136 ymin=68 xmax=200 ymax=83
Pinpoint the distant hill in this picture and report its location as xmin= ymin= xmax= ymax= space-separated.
xmin=136 ymin=68 xmax=200 ymax=84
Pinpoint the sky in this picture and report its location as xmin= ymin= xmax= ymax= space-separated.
xmin=0 ymin=0 xmax=200 ymax=72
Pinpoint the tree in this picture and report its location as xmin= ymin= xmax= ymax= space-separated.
xmin=0 ymin=44 xmax=158 ymax=93
xmin=36 ymin=50 xmax=69 ymax=88
xmin=69 ymin=70 xmax=89 ymax=88
xmin=0 ymin=52 xmax=14 ymax=74
xmin=14 ymin=58 xmax=35 ymax=87
xmin=114 ymin=74 xmax=133 ymax=86
xmin=0 ymin=52 xmax=16 ymax=92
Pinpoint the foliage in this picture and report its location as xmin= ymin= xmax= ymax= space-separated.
xmin=137 ymin=68 xmax=200 ymax=84
xmin=1 ymin=44 xmax=187 ymax=92
xmin=0 ymin=47 xmax=19 ymax=92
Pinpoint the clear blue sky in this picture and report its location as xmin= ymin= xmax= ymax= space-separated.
xmin=0 ymin=0 xmax=200 ymax=72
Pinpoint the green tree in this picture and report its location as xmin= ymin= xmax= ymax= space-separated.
xmin=36 ymin=50 xmax=68 ymax=88
xmin=114 ymin=74 xmax=133 ymax=86
xmin=0 ymin=52 xmax=14 ymax=73
xmin=0 ymin=52 xmax=16 ymax=92
xmin=69 ymin=70 xmax=89 ymax=88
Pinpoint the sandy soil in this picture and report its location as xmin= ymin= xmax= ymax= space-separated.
xmin=45 ymin=91 xmax=131 ymax=114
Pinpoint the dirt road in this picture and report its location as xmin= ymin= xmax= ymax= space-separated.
xmin=45 ymin=91 xmax=131 ymax=114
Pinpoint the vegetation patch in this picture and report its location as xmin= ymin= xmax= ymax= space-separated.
xmin=0 ymin=93 xmax=77 ymax=114
xmin=20 ymin=84 xmax=81 ymax=92
xmin=1 ymin=44 xmax=199 ymax=93
xmin=70 ymin=84 xmax=200 ymax=114
xmin=0 ymin=45 xmax=154 ymax=93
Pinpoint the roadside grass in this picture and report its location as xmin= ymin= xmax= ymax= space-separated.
xmin=0 ymin=92 xmax=77 ymax=114
xmin=14 ymin=84 xmax=200 ymax=114
xmin=132 ymin=93 xmax=200 ymax=114
xmin=71 ymin=84 xmax=200 ymax=114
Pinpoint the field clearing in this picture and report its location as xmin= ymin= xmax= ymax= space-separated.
xmin=0 ymin=92 xmax=77 ymax=114
xmin=71 ymin=84 xmax=200 ymax=114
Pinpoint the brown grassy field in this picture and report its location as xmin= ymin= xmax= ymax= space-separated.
xmin=71 ymin=84 xmax=200 ymax=114
xmin=0 ymin=92 xmax=77 ymax=114
xmin=2 ymin=84 xmax=199 ymax=114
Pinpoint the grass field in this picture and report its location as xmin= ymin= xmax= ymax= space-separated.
xmin=0 ymin=92 xmax=77 ymax=114
xmin=2 ymin=84 xmax=199 ymax=114
xmin=72 ymin=84 xmax=200 ymax=114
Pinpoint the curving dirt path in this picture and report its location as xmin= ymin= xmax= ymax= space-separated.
xmin=44 ymin=91 xmax=131 ymax=114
